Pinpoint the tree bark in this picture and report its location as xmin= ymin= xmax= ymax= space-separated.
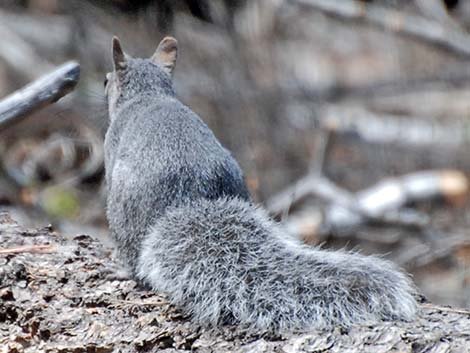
xmin=0 ymin=212 xmax=469 ymax=352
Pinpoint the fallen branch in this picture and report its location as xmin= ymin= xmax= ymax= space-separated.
xmin=0 ymin=244 xmax=57 ymax=255
xmin=268 ymin=170 xmax=468 ymax=241
xmin=356 ymin=170 xmax=468 ymax=215
xmin=267 ymin=175 xmax=353 ymax=216
xmin=0 ymin=61 xmax=80 ymax=129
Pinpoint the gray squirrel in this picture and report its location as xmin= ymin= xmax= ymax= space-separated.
xmin=104 ymin=36 xmax=417 ymax=333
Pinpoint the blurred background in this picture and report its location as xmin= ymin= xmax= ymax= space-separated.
xmin=1 ymin=0 xmax=470 ymax=308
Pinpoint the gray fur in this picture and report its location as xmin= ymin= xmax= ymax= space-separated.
xmin=104 ymin=38 xmax=417 ymax=332
xmin=137 ymin=197 xmax=416 ymax=332
xmin=105 ymin=53 xmax=249 ymax=274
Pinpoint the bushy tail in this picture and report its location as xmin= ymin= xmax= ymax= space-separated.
xmin=137 ymin=197 xmax=417 ymax=332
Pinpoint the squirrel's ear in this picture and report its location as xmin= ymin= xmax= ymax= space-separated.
xmin=151 ymin=36 xmax=178 ymax=76
xmin=112 ymin=36 xmax=127 ymax=71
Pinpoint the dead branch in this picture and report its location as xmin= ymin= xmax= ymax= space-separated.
xmin=269 ymin=170 xmax=468 ymax=240
xmin=0 ymin=244 xmax=56 ymax=254
xmin=293 ymin=0 xmax=470 ymax=58
xmin=268 ymin=170 xmax=468 ymax=218
xmin=356 ymin=170 xmax=468 ymax=215
xmin=0 ymin=61 xmax=80 ymax=129
xmin=308 ymin=127 xmax=333 ymax=176
xmin=396 ymin=231 xmax=470 ymax=267
xmin=267 ymin=175 xmax=353 ymax=216
xmin=422 ymin=303 xmax=470 ymax=316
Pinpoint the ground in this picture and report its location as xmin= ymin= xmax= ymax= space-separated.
xmin=1 ymin=212 xmax=470 ymax=353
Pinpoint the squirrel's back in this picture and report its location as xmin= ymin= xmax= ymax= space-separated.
xmin=108 ymin=94 xmax=249 ymax=202
xmin=104 ymin=36 xmax=417 ymax=332
xmin=104 ymin=39 xmax=249 ymax=272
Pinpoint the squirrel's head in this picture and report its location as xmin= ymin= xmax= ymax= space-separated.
xmin=105 ymin=36 xmax=178 ymax=119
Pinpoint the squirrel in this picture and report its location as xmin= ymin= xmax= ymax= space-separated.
xmin=103 ymin=36 xmax=417 ymax=333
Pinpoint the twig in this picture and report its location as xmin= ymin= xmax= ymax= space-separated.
xmin=421 ymin=303 xmax=470 ymax=316
xmin=267 ymin=175 xmax=354 ymax=216
xmin=280 ymin=129 xmax=333 ymax=221
xmin=110 ymin=299 xmax=169 ymax=307
xmin=309 ymin=127 xmax=332 ymax=176
xmin=396 ymin=232 xmax=470 ymax=267
xmin=0 ymin=61 xmax=80 ymax=129
xmin=0 ymin=244 xmax=57 ymax=254
xmin=292 ymin=0 xmax=470 ymax=58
